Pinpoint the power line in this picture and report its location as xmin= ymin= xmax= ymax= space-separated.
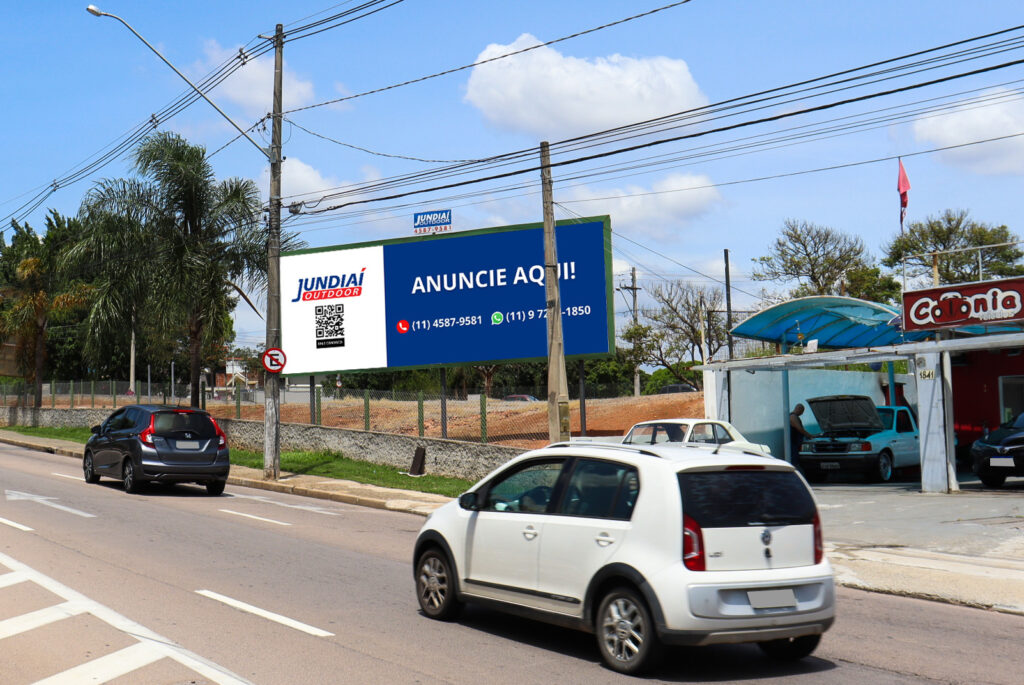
xmin=284 ymin=0 xmax=695 ymax=115
xmin=285 ymin=117 xmax=479 ymax=163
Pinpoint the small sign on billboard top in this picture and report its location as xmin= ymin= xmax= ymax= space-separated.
xmin=413 ymin=209 xmax=452 ymax=235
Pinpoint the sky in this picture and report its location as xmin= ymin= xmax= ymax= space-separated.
xmin=4 ymin=1 xmax=1024 ymax=352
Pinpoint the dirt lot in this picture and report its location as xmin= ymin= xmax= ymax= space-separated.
xmin=205 ymin=391 xmax=706 ymax=449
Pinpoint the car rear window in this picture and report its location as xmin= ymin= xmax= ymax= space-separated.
xmin=152 ymin=411 xmax=217 ymax=438
xmin=678 ymin=470 xmax=816 ymax=528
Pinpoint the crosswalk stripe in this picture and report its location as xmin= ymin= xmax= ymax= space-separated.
xmin=32 ymin=642 xmax=165 ymax=685
xmin=0 ymin=601 xmax=85 ymax=640
xmin=0 ymin=571 xmax=27 ymax=589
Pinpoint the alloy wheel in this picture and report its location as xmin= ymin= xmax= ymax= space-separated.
xmin=418 ymin=554 xmax=449 ymax=612
xmin=600 ymin=596 xmax=647 ymax=665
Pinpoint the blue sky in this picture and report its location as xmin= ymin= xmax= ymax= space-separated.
xmin=4 ymin=1 xmax=1024 ymax=350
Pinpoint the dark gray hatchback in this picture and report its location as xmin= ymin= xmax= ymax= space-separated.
xmin=84 ymin=405 xmax=230 ymax=495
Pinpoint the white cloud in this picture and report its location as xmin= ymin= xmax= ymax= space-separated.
xmin=465 ymin=34 xmax=707 ymax=140
xmin=912 ymin=89 xmax=1024 ymax=175
xmin=562 ymin=173 xmax=720 ymax=234
xmin=196 ymin=40 xmax=315 ymax=118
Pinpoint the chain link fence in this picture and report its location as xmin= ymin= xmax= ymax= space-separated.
xmin=13 ymin=379 xmax=695 ymax=449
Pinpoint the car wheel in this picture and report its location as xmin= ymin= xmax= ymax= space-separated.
xmin=869 ymin=451 xmax=894 ymax=483
xmin=83 ymin=452 xmax=100 ymax=484
xmin=415 ymin=548 xmax=461 ymax=620
xmin=206 ymin=480 xmax=226 ymax=496
xmin=595 ymin=587 xmax=662 ymax=675
xmin=122 ymin=459 xmax=140 ymax=494
xmin=978 ymin=470 xmax=1007 ymax=489
xmin=758 ymin=634 xmax=821 ymax=660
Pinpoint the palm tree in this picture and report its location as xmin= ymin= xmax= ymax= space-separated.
xmin=75 ymin=132 xmax=277 ymax=407
xmin=0 ymin=212 xmax=91 ymax=407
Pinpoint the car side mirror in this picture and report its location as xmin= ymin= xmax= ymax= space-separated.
xmin=458 ymin=492 xmax=480 ymax=511
xmin=90 ymin=425 xmax=101 ymax=434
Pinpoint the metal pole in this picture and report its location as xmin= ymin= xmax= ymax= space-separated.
xmin=309 ymin=374 xmax=316 ymax=424
xmin=480 ymin=393 xmax=487 ymax=444
xmin=578 ymin=359 xmax=587 ymax=437
xmin=724 ymin=249 xmax=734 ymax=360
xmin=417 ymin=391 xmax=424 ymax=437
xmin=978 ymin=248 xmax=983 ymax=281
xmin=440 ymin=368 xmax=448 ymax=439
xmin=540 ymin=141 xmax=570 ymax=443
xmin=264 ymin=23 xmax=284 ymax=481
xmin=147 ymin=364 xmax=151 ymax=403
xmin=170 ymin=361 xmax=175 ymax=405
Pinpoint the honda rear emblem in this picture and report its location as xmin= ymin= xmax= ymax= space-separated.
xmin=761 ymin=530 xmax=772 ymax=546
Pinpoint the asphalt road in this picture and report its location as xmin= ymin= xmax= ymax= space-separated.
xmin=2 ymin=444 xmax=1021 ymax=685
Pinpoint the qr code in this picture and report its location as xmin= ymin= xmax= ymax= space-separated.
xmin=315 ymin=304 xmax=345 ymax=349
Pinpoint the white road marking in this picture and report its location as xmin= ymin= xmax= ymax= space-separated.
xmin=0 ymin=516 xmax=34 ymax=531
xmin=0 ymin=601 xmax=86 ymax=640
xmin=226 ymin=492 xmax=341 ymax=516
xmin=195 ymin=590 xmax=334 ymax=637
xmin=0 ymin=551 xmax=252 ymax=685
xmin=0 ymin=570 xmax=27 ymax=589
xmin=32 ymin=642 xmax=164 ymax=685
xmin=219 ymin=509 xmax=291 ymax=526
xmin=52 ymin=472 xmax=81 ymax=481
xmin=5 ymin=489 xmax=95 ymax=518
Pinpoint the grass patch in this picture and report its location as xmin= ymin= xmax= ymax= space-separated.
xmin=0 ymin=425 xmax=472 ymax=498
xmin=2 ymin=425 xmax=94 ymax=443
xmin=231 ymin=448 xmax=472 ymax=498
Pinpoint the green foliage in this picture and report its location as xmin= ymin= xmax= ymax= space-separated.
xmin=882 ymin=209 xmax=1023 ymax=284
xmin=844 ymin=264 xmax=902 ymax=304
xmin=1 ymin=424 xmax=95 ymax=443
xmin=753 ymin=219 xmax=869 ymax=294
xmin=643 ymin=363 xmax=700 ymax=394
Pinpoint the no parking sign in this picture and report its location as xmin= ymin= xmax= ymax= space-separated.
xmin=261 ymin=348 xmax=287 ymax=374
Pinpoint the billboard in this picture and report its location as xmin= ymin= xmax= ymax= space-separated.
xmin=903 ymin=276 xmax=1024 ymax=332
xmin=280 ymin=217 xmax=613 ymax=375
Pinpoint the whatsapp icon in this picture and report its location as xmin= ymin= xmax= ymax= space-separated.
xmin=490 ymin=311 xmax=504 ymax=325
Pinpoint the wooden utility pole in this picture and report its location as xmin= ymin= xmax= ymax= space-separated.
xmin=263 ymin=23 xmax=284 ymax=480
xmin=540 ymin=142 xmax=569 ymax=443
xmin=619 ymin=266 xmax=642 ymax=396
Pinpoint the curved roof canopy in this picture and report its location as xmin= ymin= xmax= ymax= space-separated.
xmin=731 ymin=296 xmax=932 ymax=349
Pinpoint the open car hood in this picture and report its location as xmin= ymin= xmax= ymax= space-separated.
xmin=806 ymin=395 xmax=884 ymax=433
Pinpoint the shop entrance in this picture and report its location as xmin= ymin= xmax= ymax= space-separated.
xmin=999 ymin=375 xmax=1024 ymax=424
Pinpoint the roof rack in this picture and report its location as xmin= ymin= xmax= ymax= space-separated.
xmin=546 ymin=442 xmax=662 ymax=459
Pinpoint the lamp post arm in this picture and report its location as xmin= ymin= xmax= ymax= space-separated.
xmin=91 ymin=8 xmax=269 ymax=160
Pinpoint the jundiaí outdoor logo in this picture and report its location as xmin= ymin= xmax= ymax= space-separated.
xmin=291 ymin=268 xmax=366 ymax=302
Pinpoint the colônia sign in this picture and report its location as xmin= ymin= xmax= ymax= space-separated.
xmin=902 ymin=276 xmax=1024 ymax=331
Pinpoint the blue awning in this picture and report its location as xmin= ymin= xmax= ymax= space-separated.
xmin=731 ymin=296 xmax=933 ymax=349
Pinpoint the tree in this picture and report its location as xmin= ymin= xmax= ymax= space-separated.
xmin=843 ymin=264 xmax=901 ymax=304
xmin=0 ymin=212 xmax=90 ymax=406
xmin=73 ymin=132 xmax=290 ymax=407
xmin=627 ymin=282 xmax=727 ymax=389
xmin=882 ymin=209 xmax=1024 ymax=285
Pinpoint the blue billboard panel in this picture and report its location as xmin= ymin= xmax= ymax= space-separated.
xmin=383 ymin=220 xmax=610 ymax=367
xmin=279 ymin=217 xmax=612 ymax=374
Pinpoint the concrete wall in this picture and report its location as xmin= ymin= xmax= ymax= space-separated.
xmin=1 ymin=407 xmax=521 ymax=482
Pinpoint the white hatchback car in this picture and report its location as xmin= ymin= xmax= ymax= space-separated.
xmin=413 ymin=442 xmax=834 ymax=675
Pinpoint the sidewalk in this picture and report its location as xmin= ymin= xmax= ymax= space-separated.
xmin=3 ymin=430 xmax=1022 ymax=616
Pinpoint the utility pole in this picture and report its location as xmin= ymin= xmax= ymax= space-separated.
xmin=264 ymin=24 xmax=284 ymax=480
xmin=724 ymin=249 xmax=734 ymax=360
xmin=619 ymin=267 xmax=642 ymax=396
xmin=540 ymin=142 xmax=569 ymax=443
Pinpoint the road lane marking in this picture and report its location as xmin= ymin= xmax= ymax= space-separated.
xmin=0 ymin=570 xmax=27 ymax=589
xmin=32 ymin=642 xmax=164 ymax=685
xmin=4 ymin=489 xmax=95 ymax=518
xmin=0 ymin=601 xmax=86 ymax=640
xmin=219 ymin=509 xmax=291 ymax=526
xmin=52 ymin=473 xmax=81 ymax=481
xmin=0 ymin=552 xmax=251 ymax=684
xmin=0 ymin=516 xmax=34 ymax=531
xmin=226 ymin=492 xmax=341 ymax=516
xmin=195 ymin=590 xmax=334 ymax=637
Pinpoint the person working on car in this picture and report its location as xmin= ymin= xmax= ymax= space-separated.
xmin=789 ymin=403 xmax=815 ymax=471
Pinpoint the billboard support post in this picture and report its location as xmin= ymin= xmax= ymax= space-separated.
xmin=540 ymin=141 xmax=570 ymax=443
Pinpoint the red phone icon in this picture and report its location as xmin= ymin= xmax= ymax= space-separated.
xmin=397 ymin=319 xmax=410 ymax=334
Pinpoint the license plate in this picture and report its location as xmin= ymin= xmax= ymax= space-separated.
xmin=990 ymin=456 xmax=1014 ymax=468
xmin=820 ymin=462 xmax=840 ymax=470
xmin=748 ymin=589 xmax=797 ymax=609
xmin=176 ymin=440 xmax=200 ymax=450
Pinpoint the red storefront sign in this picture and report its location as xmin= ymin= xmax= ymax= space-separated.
xmin=903 ymin=277 xmax=1024 ymax=331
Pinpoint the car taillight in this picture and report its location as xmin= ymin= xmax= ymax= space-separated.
xmin=813 ymin=511 xmax=824 ymax=564
xmin=210 ymin=417 xmax=227 ymax=449
xmin=683 ymin=513 xmax=705 ymax=571
xmin=139 ymin=416 xmax=155 ymax=446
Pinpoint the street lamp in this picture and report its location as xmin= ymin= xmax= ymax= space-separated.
xmin=86 ymin=5 xmax=285 ymax=480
